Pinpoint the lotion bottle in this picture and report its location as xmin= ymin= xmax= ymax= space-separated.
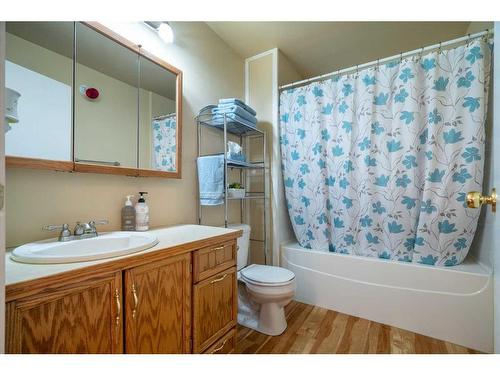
xmin=135 ymin=192 xmax=149 ymax=231
xmin=121 ymin=195 xmax=136 ymax=231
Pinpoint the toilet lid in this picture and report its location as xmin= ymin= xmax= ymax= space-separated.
xmin=240 ymin=265 xmax=295 ymax=285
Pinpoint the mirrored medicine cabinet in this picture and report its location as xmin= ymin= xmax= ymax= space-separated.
xmin=5 ymin=21 xmax=182 ymax=178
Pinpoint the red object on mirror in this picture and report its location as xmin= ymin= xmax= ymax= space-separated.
xmin=85 ymin=87 xmax=99 ymax=99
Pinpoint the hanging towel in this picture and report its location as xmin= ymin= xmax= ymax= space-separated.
xmin=211 ymin=104 xmax=258 ymax=125
xmin=218 ymin=98 xmax=257 ymax=116
xmin=197 ymin=155 xmax=225 ymax=206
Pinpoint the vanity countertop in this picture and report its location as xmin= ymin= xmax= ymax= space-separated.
xmin=5 ymin=224 xmax=241 ymax=287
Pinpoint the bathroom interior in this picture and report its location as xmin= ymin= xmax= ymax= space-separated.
xmin=1 ymin=5 xmax=500 ymax=364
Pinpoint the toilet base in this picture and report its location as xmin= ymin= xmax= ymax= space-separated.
xmin=238 ymin=281 xmax=290 ymax=336
xmin=237 ymin=282 xmax=261 ymax=331
xmin=257 ymin=302 xmax=288 ymax=336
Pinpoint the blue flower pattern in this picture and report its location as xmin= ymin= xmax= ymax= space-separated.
xmin=457 ymin=71 xmax=475 ymax=88
xmin=400 ymin=111 xmax=414 ymax=125
xmin=153 ymin=116 xmax=177 ymax=172
xmin=279 ymin=40 xmax=491 ymax=266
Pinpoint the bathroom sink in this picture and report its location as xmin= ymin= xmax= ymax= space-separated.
xmin=10 ymin=232 xmax=159 ymax=264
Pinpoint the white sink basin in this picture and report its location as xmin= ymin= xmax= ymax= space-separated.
xmin=10 ymin=232 xmax=159 ymax=264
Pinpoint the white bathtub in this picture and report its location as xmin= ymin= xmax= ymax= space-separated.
xmin=281 ymin=241 xmax=493 ymax=353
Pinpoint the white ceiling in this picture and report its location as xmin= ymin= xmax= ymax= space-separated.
xmin=206 ymin=22 xmax=473 ymax=79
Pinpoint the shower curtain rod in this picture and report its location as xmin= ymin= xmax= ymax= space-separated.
xmin=153 ymin=113 xmax=176 ymax=120
xmin=279 ymin=29 xmax=493 ymax=90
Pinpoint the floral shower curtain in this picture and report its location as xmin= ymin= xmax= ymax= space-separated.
xmin=152 ymin=114 xmax=176 ymax=172
xmin=279 ymin=39 xmax=492 ymax=266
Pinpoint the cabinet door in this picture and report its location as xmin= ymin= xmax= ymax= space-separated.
xmin=6 ymin=272 xmax=123 ymax=354
xmin=193 ymin=267 xmax=237 ymax=353
xmin=124 ymin=253 xmax=191 ymax=353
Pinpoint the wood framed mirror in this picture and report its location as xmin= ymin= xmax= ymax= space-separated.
xmin=5 ymin=21 xmax=183 ymax=179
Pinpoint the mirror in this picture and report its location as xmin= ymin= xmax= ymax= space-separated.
xmin=5 ymin=21 xmax=183 ymax=178
xmin=74 ymin=22 xmax=139 ymax=170
xmin=139 ymin=55 xmax=178 ymax=173
xmin=5 ymin=22 xmax=73 ymax=162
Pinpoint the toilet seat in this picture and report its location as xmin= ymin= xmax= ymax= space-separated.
xmin=240 ymin=264 xmax=295 ymax=286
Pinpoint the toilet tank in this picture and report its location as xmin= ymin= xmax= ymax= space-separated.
xmin=227 ymin=223 xmax=251 ymax=271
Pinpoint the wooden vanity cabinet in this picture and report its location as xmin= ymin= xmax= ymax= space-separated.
xmin=5 ymin=235 xmax=240 ymax=354
xmin=6 ymin=272 xmax=123 ymax=354
xmin=193 ymin=268 xmax=237 ymax=353
xmin=124 ymin=253 xmax=191 ymax=354
xmin=192 ymin=241 xmax=238 ymax=353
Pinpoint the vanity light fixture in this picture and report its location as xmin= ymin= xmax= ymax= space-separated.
xmin=144 ymin=21 xmax=174 ymax=44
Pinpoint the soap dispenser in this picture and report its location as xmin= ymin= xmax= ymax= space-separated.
xmin=135 ymin=192 xmax=149 ymax=231
xmin=121 ymin=195 xmax=136 ymax=231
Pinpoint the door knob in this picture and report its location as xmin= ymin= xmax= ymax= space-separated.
xmin=466 ymin=188 xmax=496 ymax=212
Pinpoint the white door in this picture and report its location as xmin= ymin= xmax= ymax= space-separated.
xmin=464 ymin=24 xmax=499 ymax=354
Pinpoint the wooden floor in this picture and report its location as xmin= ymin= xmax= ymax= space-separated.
xmin=236 ymin=301 xmax=479 ymax=354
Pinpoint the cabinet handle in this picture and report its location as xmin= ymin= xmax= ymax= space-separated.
xmin=132 ymin=284 xmax=139 ymax=319
xmin=114 ymin=289 xmax=121 ymax=326
xmin=211 ymin=338 xmax=228 ymax=354
xmin=213 ymin=246 xmax=225 ymax=252
xmin=210 ymin=273 xmax=228 ymax=284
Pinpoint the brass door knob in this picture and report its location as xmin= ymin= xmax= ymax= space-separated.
xmin=466 ymin=188 xmax=496 ymax=212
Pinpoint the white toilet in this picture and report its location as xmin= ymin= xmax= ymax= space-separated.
xmin=229 ymin=223 xmax=295 ymax=336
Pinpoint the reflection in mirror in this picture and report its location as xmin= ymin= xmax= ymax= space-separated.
xmin=139 ymin=56 xmax=177 ymax=172
xmin=74 ymin=22 xmax=139 ymax=169
xmin=5 ymin=22 xmax=73 ymax=161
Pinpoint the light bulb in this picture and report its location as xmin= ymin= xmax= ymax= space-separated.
xmin=157 ymin=23 xmax=174 ymax=44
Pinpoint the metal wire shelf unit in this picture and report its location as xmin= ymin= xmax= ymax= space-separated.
xmin=196 ymin=112 xmax=268 ymax=264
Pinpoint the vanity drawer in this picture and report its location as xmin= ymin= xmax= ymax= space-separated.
xmin=193 ymin=241 xmax=236 ymax=282
xmin=202 ymin=328 xmax=236 ymax=354
xmin=193 ymin=267 xmax=237 ymax=353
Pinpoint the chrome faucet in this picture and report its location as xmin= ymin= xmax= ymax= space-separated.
xmin=43 ymin=219 xmax=109 ymax=242
xmin=43 ymin=223 xmax=72 ymax=242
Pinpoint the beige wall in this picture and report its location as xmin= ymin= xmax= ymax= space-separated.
xmin=6 ymin=22 xmax=244 ymax=248
xmin=467 ymin=21 xmax=494 ymax=35
xmin=278 ymin=51 xmax=302 ymax=86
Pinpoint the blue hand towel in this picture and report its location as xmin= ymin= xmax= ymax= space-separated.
xmin=212 ymin=104 xmax=257 ymax=125
xmin=218 ymin=98 xmax=257 ymax=116
xmin=197 ymin=155 xmax=225 ymax=206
